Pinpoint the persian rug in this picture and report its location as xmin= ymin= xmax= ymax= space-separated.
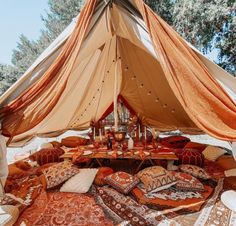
xmin=14 ymin=190 xmax=114 ymax=226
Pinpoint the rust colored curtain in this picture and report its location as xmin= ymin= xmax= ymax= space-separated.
xmin=0 ymin=0 xmax=98 ymax=139
xmin=135 ymin=0 xmax=236 ymax=141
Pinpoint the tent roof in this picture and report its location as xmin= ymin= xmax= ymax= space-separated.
xmin=0 ymin=0 xmax=236 ymax=146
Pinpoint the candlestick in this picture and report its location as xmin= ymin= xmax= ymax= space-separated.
xmin=99 ymin=129 xmax=102 ymax=141
xmin=93 ymin=127 xmax=96 ymax=140
xmin=138 ymin=125 xmax=141 ymax=139
xmin=144 ymin=126 xmax=147 ymax=141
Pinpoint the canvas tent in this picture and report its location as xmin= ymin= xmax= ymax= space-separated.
xmin=0 ymin=0 xmax=236 ymax=147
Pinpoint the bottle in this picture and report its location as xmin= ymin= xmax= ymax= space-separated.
xmin=107 ymin=136 xmax=112 ymax=150
xmin=128 ymin=137 xmax=134 ymax=150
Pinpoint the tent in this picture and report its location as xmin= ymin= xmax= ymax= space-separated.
xmin=0 ymin=0 xmax=236 ymax=147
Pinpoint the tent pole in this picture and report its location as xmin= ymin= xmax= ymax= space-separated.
xmin=114 ymin=58 xmax=120 ymax=131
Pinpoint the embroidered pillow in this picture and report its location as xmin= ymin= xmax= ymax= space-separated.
xmin=180 ymin=164 xmax=211 ymax=180
xmin=177 ymin=149 xmax=204 ymax=167
xmin=94 ymin=167 xmax=114 ymax=186
xmin=42 ymin=161 xmax=80 ymax=189
xmin=29 ymin=148 xmax=64 ymax=166
xmin=60 ymin=168 xmax=98 ymax=193
xmin=202 ymin=146 xmax=227 ymax=161
xmin=171 ymin=171 xmax=204 ymax=192
xmin=136 ymin=166 xmax=177 ymax=193
xmin=105 ymin=171 xmax=140 ymax=194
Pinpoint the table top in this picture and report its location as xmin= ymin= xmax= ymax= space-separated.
xmin=60 ymin=149 xmax=178 ymax=161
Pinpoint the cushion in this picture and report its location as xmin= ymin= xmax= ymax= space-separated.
xmin=184 ymin=141 xmax=207 ymax=152
xmin=61 ymin=136 xmax=89 ymax=147
xmin=50 ymin=141 xmax=62 ymax=148
xmin=171 ymin=171 xmax=204 ymax=192
xmin=160 ymin=136 xmax=190 ymax=148
xmin=60 ymin=168 xmax=98 ymax=193
xmin=29 ymin=147 xmax=64 ymax=166
xmin=38 ymin=142 xmax=53 ymax=149
xmin=0 ymin=205 xmax=19 ymax=226
xmin=42 ymin=161 xmax=80 ymax=189
xmin=177 ymin=149 xmax=204 ymax=167
xmin=8 ymin=164 xmax=29 ymax=179
xmin=136 ymin=166 xmax=177 ymax=193
xmin=35 ymin=162 xmax=58 ymax=176
xmin=221 ymin=190 xmax=236 ymax=212
xmin=105 ymin=171 xmax=139 ymax=194
xmin=14 ymin=160 xmax=32 ymax=171
xmin=225 ymin=169 xmax=236 ymax=177
xmin=202 ymin=145 xmax=227 ymax=161
xmin=132 ymin=180 xmax=215 ymax=214
xmin=180 ymin=164 xmax=211 ymax=180
xmin=94 ymin=167 xmax=114 ymax=186
xmin=216 ymin=155 xmax=236 ymax=170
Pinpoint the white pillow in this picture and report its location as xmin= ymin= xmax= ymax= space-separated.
xmin=60 ymin=168 xmax=98 ymax=193
xmin=225 ymin=169 xmax=236 ymax=177
xmin=38 ymin=142 xmax=53 ymax=150
xmin=0 ymin=205 xmax=19 ymax=226
xmin=221 ymin=190 xmax=236 ymax=212
xmin=202 ymin=145 xmax=226 ymax=161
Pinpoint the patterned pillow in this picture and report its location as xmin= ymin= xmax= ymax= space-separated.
xmin=136 ymin=166 xmax=177 ymax=193
xmin=42 ymin=161 xmax=80 ymax=189
xmin=180 ymin=164 xmax=211 ymax=180
xmin=94 ymin=167 xmax=114 ymax=186
xmin=171 ymin=171 xmax=204 ymax=192
xmin=160 ymin=136 xmax=190 ymax=148
xmin=60 ymin=168 xmax=98 ymax=193
xmin=177 ymin=149 xmax=204 ymax=167
xmin=105 ymin=171 xmax=140 ymax=194
xmin=29 ymin=148 xmax=64 ymax=166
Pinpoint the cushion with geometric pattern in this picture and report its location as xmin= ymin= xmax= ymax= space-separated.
xmin=177 ymin=149 xmax=204 ymax=167
xmin=136 ymin=166 xmax=177 ymax=193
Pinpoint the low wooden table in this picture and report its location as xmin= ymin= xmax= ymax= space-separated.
xmin=60 ymin=149 xmax=178 ymax=173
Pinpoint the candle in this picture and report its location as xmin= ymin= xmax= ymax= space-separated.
xmin=99 ymin=129 xmax=102 ymax=141
xmin=93 ymin=127 xmax=96 ymax=140
xmin=144 ymin=126 xmax=147 ymax=141
xmin=138 ymin=125 xmax=141 ymax=138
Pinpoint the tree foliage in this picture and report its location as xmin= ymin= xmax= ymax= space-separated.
xmin=0 ymin=0 xmax=235 ymax=95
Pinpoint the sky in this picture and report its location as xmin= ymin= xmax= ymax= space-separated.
xmin=0 ymin=0 xmax=49 ymax=65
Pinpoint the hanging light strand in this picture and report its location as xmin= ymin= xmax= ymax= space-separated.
xmin=72 ymin=57 xmax=120 ymax=126
xmin=121 ymin=59 xmax=176 ymax=114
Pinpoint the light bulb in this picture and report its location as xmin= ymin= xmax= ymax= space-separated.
xmin=147 ymin=91 xmax=151 ymax=95
xmin=140 ymin=83 xmax=144 ymax=88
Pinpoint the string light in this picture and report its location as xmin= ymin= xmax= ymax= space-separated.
xmin=122 ymin=59 xmax=176 ymax=115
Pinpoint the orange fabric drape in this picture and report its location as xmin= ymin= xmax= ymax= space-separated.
xmin=134 ymin=0 xmax=236 ymax=141
xmin=0 ymin=0 xmax=98 ymax=138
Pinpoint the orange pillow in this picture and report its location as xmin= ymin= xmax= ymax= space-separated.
xmin=8 ymin=164 xmax=29 ymax=179
xmin=184 ymin=142 xmax=207 ymax=152
xmin=61 ymin=136 xmax=89 ymax=148
xmin=15 ymin=160 xmax=32 ymax=171
xmin=216 ymin=155 xmax=236 ymax=171
xmin=50 ymin=141 xmax=62 ymax=148
xmin=94 ymin=167 xmax=114 ymax=186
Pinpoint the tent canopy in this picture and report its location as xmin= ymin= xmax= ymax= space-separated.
xmin=0 ymin=0 xmax=236 ymax=146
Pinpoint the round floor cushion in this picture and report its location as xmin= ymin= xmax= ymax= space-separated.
xmin=178 ymin=149 xmax=204 ymax=167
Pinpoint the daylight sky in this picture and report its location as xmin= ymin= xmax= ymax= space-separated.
xmin=0 ymin=0 xmax=49 ymax=65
